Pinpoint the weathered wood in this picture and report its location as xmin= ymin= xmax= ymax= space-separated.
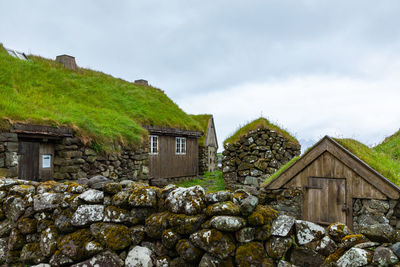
xmin=39 ymin=143 xmax=54 ymax=181
xmin=11 ymin=124 xmax=73 ymax=137
xmin=18 ymin=141 xmax=40 ymax=181
xmin=144 ymin=126 xmax=203 ymax=138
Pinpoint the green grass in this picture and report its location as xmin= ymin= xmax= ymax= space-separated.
xmin=224 ymin=117 xmax=299 ymax=147
xmin=262 ymin=156 xmax=300 ymax=186
xmin=176 ymin=171 xmax=225 ymax=192
xmin=190 ymin=114 xmax=212 ymax=146
xmin=334 ymin=138 xmax=400 ymax=186
xmin=0 ymin=45 xmax=201 ymax=150
xmin=374 ymin=129 xmax=400 ymax=160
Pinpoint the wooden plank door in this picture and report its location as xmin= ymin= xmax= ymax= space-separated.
xmin=18 ymin=141 xmax=40 ymax=181
xmin=305 ymin=177 xmax=347 ymax=225
xmin=39 ymin=143 xmax=54 ymax=181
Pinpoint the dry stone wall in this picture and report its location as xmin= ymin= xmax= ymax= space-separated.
xmin=198 ymin=145 xmax=218 ymax=174
xmin=2 ymin=177 xmax=400 ymax=266
xmin=222 ymin=128 xmax=300 ymax=192
xmin=0 ymin=133 xmax=18 ymax=178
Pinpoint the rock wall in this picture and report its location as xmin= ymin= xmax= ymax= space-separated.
xmin=198 ymin=145 xmax=218 ymax=175
xmin=222 ymin=128 xmax=300 ymax=191
xmin=2 ymin=177 xmax=400 ymax=267
xmin=260 ymin=187 xmax=303 ymax=219
xmin=0 ymin=133 xmax=18 ymax=178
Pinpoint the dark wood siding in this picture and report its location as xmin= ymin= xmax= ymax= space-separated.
xmin=149 ymin=135 xmax=198 ymax=179
xmin=18 ymin=141 xmax=40 ymax=181
xmin=39 ymin=143 xmax=55 ymax=181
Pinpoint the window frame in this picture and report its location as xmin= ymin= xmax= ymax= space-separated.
xmin=149 ymin=135 xmax=159 ymax=155
xmin=175 ymin=137 xmax=186 ymax=155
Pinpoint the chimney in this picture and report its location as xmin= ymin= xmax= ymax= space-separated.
xmin=134 ymin=79 xmax=148 ymax=86
xmin=56 ymin=55 xmax=78 ymax=70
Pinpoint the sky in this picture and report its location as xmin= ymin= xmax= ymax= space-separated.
xmin=1 ymin=0 xmax=400 ymax=152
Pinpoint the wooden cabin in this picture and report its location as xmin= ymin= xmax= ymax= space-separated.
xmin=145 ymin=126 xmax=203 ymax=181
xmin=265 ymin=136 xmax=400 ymax=229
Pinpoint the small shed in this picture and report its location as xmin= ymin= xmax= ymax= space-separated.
xmin=265 ymin=136 xmax=400 ymax=230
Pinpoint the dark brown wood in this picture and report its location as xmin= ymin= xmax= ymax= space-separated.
xmin=149 ymin=135 xmax=199 ymax=179
xmin=11 ymin=124 xmax=73 ymax=137
xmin=39 ymin=143 xmax=54 ymax=181
xmin=18 ymin=141 xmax=40 ymax=181
xmin=144 ymin=126 xmax=203 ymax=138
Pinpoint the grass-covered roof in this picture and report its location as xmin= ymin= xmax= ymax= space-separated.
xmin=224 ymin=117 xmax=299 ymax=146
xmin=374 ymin=129 xmax=400 ymax=161
xmin=190 ymin=114 xmax=212 ymax=146
xmin=0 ymin=45 xmax=201 ymax=151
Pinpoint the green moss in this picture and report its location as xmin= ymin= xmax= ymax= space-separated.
xmin=168 ymin=213 xmax=206 ymax=235
xmin=91 ymin=223 xmax=131 ymax=251
xmin=248 ymin=205 xmax=278 ymax=226
xmin=224 ymin=117 xmax=299 ymax=147
xmin=375 ymin=129 xmax=400 ymax=160
xmin=235 ymin=242 xmax=270 ymax=267
xmin=0 ymin=45 xmax=201 ymax=151
xmin=176 ymin=171 xmax=225 ymax=192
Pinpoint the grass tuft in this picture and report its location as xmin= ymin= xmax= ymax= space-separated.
xmin=262 ymin=156 xmax=300 ymax=186
xmin=176 ymin=171 xmax=225 ymax=192
xmin=374 ymin=129 xmax=400 ymax=160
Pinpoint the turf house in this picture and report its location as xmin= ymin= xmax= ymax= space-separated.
xmin=0 ymin=44 xmax=214 ymax=185
xmin=263 ymin=135 xmax=400 ymax=232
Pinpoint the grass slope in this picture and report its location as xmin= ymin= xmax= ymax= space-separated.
xmin=374 ymin=129 xmax=400 ymax=160
xmin=0 ymin=45 xmax=200 ymax=150
xmin=176 ymin=171 xmax=225 ymax=192
xmin=190 ymin=114 xmax=211 ymax=146
xmin=224 ymin=117 xmax=299 ymax=146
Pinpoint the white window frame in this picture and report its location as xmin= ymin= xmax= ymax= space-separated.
xmin=150 ymin=135 xmax=159 ymax=154
xmin=176 ymin=137 xmax=186 ymax=155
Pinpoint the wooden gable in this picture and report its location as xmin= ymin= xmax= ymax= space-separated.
xmin=205 ymin=116 xmax=218 ymax=149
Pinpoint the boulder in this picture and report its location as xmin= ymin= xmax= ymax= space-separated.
xmin=205 ymin=191 xmax=232 ymax=204
xmin=336 ymin=247 xmax=371 ymax=267
xmin=71 ymin=250 xmax=124 ymax=267
xmin=78 ymin=189 xmax=104 ymax=203
xmin=59 ymin=229 xmax=93 ymax=261
xmin=176 ymin=239 xmax=204 ymax=263
xmin=54 ymin=208 xmax=75 ymax=233
xmin=236 ymin=227 xmax=256 ymax=243
xmin=20 ymin=242 xmax=45 ymax=264
xmin=4 ymin=195 xmax=26 ymax=222
xmin=235 ymin=242 xmax=273 ymax=267
xmin=165 ymin=186 xmax=206 ymax=215
xmin=206 ymin=201 xmax=240 ymax=216
xmin=71 ymin=204 xmax=104 ymax=226
xmin=209 ymin=216 xmax=247 ymax=232
xmin=104 ymin=206 xmax=131 ymax=223
xmin=295 ymin=220 xmax=325 ymax=245
xmin=239 ymin=195 xmax=259 ymax=216
xmin=361 ymin=224 xmax=395 ymax=243
xmin=289 ymin=247 xmax=324 ymax=267
xmin=128 ymin=186 xmax=159 ymax=207
xmin=33 ymin=192 xmax=63 ymax=211
xmin=327 ymin=222 xmax=352 ymax=242
xmin=315 ymin=235 xmax=337 ymax=257
xmin=17 ymin=217 xmax=37 ymax=234
xmin=145 ymin=211 xmax=170 ymax=239
xmin=9 ymin=184 xmax=35 ymax=196
xmin=168 ymin=213 xmax=206 ymax=235
xmin=88 ymin=175 xmax=110 ymax=189
xmin=162 ymin=229 xmax=181 ymax=250
xmin=0 ymin=219 xmax=13 ymax=237
xmin=248 ymin=205 xmax=278 ymax=226
xmin=130 ymin=225 xmax=146 ymax=246
xmin=391 ymin=242 xmax=400 ymax=259
xmin=0 ymin=237 xmax=7 ymax=264
xmin=125 ymin=246 xmax=154 ymax=267
xmin=372 ymin=246 xmax=399 ymax=267
xmin=190 ymin=229 xmax=235 ymax=259
xmin=265 ymin=236 xmax=292 ymax=259
xmin=90 ymin=223 xmax=131 ymax=250
xmin=40 ymin=226 xmax=58 ymax=257
xmin=277 ymin=260 xmax=298 ymax=267
xmin=8 ymin=228 xmax=24 ymax=250
xmin=271 ymin=215 xmax=295 ymax=237
xmin=102 ymin=182 xmax=123 ymax=194
xmin=49 ymin=250 xmax=74 ymax=266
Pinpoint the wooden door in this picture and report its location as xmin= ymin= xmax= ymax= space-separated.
xmin=304 ymin=177 xmax=347 ymax=225
xmin=39 ymin=143 xmax=54 ymax=181
xmin=18 ymin=141 xmax=40 ymax=181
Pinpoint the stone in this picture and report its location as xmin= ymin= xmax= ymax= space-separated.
xmin=337 ymin=247 xmax=371 ymax=267
xmin=130 ymin=225 xmax=146 ymax=246
xmin=112 ymin=189 xmax=131 ymax=206
xmin=236 ymin=227 xmax=256 ymax=243
xmin=20 ymin=242 xmax=45 ymax=264
xmin=88 ymin=175 xmax=110 ymax=189
xmin=103 ymin=182 xmax=122 ymax=194
xmin=244 ymin=176 xmax=259 ymax=186
xmin=71 ymin=250 xmax=124 ymax=267
xmin=235 ymin=242 xmax=273 ymax=267
xmin=341 ymin=234 xmax=369 ymax=249
xmin=315 ymin=235 xmax=337 ymax=257
xmin=90 ymin=223 xmax=131 ymax=250
xmin=372 ymin=246 xmax=399 ymax=266
xmin=168 ymin=213 xmax=206 ymax=235
xmin=368 ymin=199 xmax=390 ymax=213
xmin=190 ymin=229 xmax=235 ymax=259
xmin=289 ymin=247 xmax=324 ymax=267
xmin=9 ymin=184 xmax=35 ymax=196
xmin=205 ymin=191 xmax=232 ymax=203
xmin=239 ymin=195 xmax=259 ymax=216
xmin=209 ymin=215 xmax=247 ymax=232
xmin=71 ymin=204 xmax=104 ymax=226
xmin=4 ymin=195 xmax=26 ymax=222
xmin=125 ymin=246 xmax=154 ymax=267
xmin=265 ymin=236 xmax=292 ymax=259
xmin=354 ymin=241 xmax=380 ymax=249
xmin=78 ymin=189 xmax=104 ymax=203
xmin=84 ymin=240 xmax=103 ymax=256
xmin=271 ymin=214 xmax=295 ymax=237
xmin=0 ymin=219 xmax=13 ymax=237
xmin=17 ymin=217 xmax=37 ymax=234
xmin=295 ymin=220 xmax=325 ymax=245
xmin=206 ymin=201 xmax=240 ymax=216
xmin=128 ymin=186 xmax=159 ymax=207
xmin=327 ymin=222 xmax=352 ymax=242
xmin=277 ymin=260 xmax=298 ymax=267
xmin=104 ymin=206 xmax=131 ymax=223
xmin=59 ymin=229 xmax=93 ymax=261
xmin=176 ymin=239 xmax=204 ymax=263
xmin=40 ymin=226 xmax=58 ymax=257
xmin=162 ymin=229 xmax=181 ymax=250
xmin=361 ymin=224 xmax=395 ymax=243
xmin=8 ymin=228 xmax=24 ymax=250
xmin=0 ymin=237 xmax=7 ymax=264
xmin=54 ymin=208 xmax=75 ymax=233
xmin=49 ymin=250 xmax=74 ymax=266
xmin=145 ymin=211 xmax=170 ymax=239
xmin=165 ymin=186 xmax=206 ymax=215
xmin=248 ymin=205 xmax=278 ymax=226
xmin=392 ymin=242 xmax=400 ymax=259
xmin=198 ymin=253 xmax=224 ymax=267
xmin=33 ymin=192 xmax=63 ymax=211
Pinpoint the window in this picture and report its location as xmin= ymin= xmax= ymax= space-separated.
xmin=150 ymin=135 xmax=158 ymax=154
xmin=176 ymin=137 xmax=186 ymax=155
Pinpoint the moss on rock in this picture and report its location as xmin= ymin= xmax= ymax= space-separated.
xmin=90 ymin=222 xmax=131 ymax=251
xmin=235 ymin=242 xmax=273 ymax=267
xmin=247 ymin=205 xmax=278 ymax=226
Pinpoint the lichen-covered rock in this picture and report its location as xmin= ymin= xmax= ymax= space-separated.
xmin=40 ymin=226 xmax=58 ymax=257
xmin=88 ymin=175 xmax=110 ymax=190
xmin=295 ymin=220 xmax=325 ymax=245
xmin=49 ymin=250 xmax=74 ymax=266
xmin=17 ymin=217 xmax=37 ymax=234
xmin=155 ymin=256 xmax=170 ymax=267
xmin=0 ymin=237 xmax=7 ymax=264
xmin=290 ymin=247 xmax=324 ymax=266
xmin=198 ymin=253 xmax=234 ymax=267
xmin=165 ymin=186 xmax=206 ymax=215
xmin=8 ymin=228 xmax=24 ymax=250
xmin=236 ymin=227 xmax=256 ymax=243
xmin=239 ymin=195 xmax=259 ymax=216
xmin=255 ymin=224 xmax=273 ymax=241
xmin=190 ymin=229 xmax=235 ymax=259
xmin=205 ymin=191 xmax=232 ymax=204
xmin=130 ymin=225 xmax=145 ymax=246
xmin=336 ymin=247 xmax=371 ymax=267
xmin=33 ymin=192 xmax=63 ymax=211
xmin=341 ymin=234 xmax=369 ymax=249
xmin=206 ymin=201 xmax=240 ymax=216
xmin=125 ymin=246 xmax=154 ymax=267
xmin=112 ymin=189 xmax=131 ymax=207
xmin=162 ymin=229 xmax=181 ymax=250
xmin=176 ymin=239 xmax=204 ymax=263
xmin=71 ymin=250 xmax=124 ymax=267
xmin=90 ymin=223 xmax=131 ymax=251
xmin=168 ymin=213 xmax=206 ymax=235
xmin=4 ymin=195 xmax=26 ymax=222
xmin=128 ymin=185 xmax=159 ymax=207
xmin=102 ymin=182 xmax=123 ymax=194
xmin=277 ymin=260 xmax=298 ymax=267
xmin=78 ymin=189 xmax=104 ymax=203
xmin=391 ymin=242 xmax=400 ymax=259
xmin=248 ymin=205 xmax=278 ymax=226
xmin=145 ymin=211 xmax=170 ymax=239
xmin=104 ymin=206 xmax=131 ymax=223
xmin=71 ymin=204 xmax=104 ymax=226
xmin=235 ymin=242 xmax=273 ymax=267
xmin=170 ymin=257 xmax=195 ymax=267
xmin=361 ymin=224 xmax=395 ymax=243
xmin=265 ymin=236 xmax=292 ymax=259
xmin=271 ymin=214 xmax=295 ymax=237
xmin=327 ymin=222 xmax=352 ymax=242
xmin=20 ymin=242 xmax=45 ymax=264
xmin=372 ymin=246 xmax=399 ymax=267
xmin=0 ymin=219 xmax=13 ymax=238
xmin=9 ymin=184 xmax=35 ymax=196
xmin=54 ymin=208 xmax=74 ymax=233
xmin=210 ymin=216 xmax=247 ymax=232
xmin=59 ymin=229 xmax=93 ymax=261
xmin=316 ymin=235 xmax=337 ymax=257
xmin=84 ymin=240 xmax=103 ymax=256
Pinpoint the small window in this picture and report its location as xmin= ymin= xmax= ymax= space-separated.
xmin=176 ymin=137 xmax=186 ymax=155
xmin=150 ymin=135 xmax=158 ymax=154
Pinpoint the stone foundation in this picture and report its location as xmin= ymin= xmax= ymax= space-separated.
xmin=198 ymin=145 xmax=218 ymax=174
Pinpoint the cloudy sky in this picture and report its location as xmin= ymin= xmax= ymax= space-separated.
xmin=1 ymin=0 xmax=400 ymax=151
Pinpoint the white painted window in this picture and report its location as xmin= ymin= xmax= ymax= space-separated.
xmin=176 ymin=137 xmax=186 ymax=155
xmin=150 ymin=135 xmax=158 ymax=154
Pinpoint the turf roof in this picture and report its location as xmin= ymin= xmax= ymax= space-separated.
xmin=374 ymin=129 xmax=400 ymax=161
xmin=0 ymin=45 xmax=201 ymax=151
xmin=190 ymin=114 xmax=212 ymax=146
xmin=224 ymin=117 xmax=299 ymax=146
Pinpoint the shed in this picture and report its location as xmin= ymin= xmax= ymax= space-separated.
xmin=264 ymin=136 xmax=400 ymax=229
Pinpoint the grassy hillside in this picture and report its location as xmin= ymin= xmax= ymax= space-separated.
xmin=190 ymin=114 xmax=211 ymax=146
xmin=224 ymin=117 xmax=299 ymax=146
xmin=0 ymin=45 xmax=201 ymax=150
xmin=374 ymin=129 xmax=400 ymax=160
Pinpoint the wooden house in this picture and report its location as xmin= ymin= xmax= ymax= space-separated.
xmin=265 ymin=136 xmax=400 ymax=229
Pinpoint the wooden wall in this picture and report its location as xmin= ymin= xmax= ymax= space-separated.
xmin=149 ymin=135 xmax=198 ymax=179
